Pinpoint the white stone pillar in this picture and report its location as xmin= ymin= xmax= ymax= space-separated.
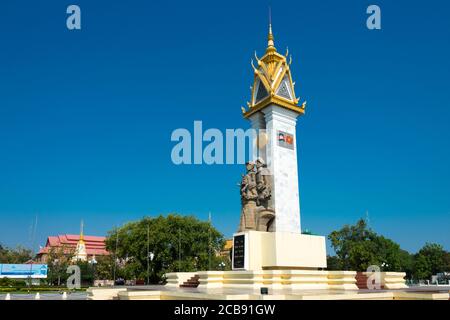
xmin=248 ymin=112 xmax=266 ymax=162
xmin=262 ymin=105 xmax=301 ymax=233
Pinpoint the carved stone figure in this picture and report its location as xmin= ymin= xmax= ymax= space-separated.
xmin=255 ymin=158 xmax=271 ymax=208
xmin=238 ymin=159 xmax=275 ymax=232
xmin=238 ymin=162 xmax=258 ymax=232
xmin=254 ymin=158 xmax=275 ymax=231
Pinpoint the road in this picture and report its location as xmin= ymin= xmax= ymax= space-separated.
xmin=0 ymin=292 xmax=87 ymax=300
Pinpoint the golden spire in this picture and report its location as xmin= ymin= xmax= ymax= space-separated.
xmin=243 ymin=10 xmax=306 ymax=119
xmin=266 ymin=7 xmax=276 ymax=53
xmin=79 ymin=219 xmax=85 ymax=242
xmin=72 ymin=219 xmax=87 ymax=262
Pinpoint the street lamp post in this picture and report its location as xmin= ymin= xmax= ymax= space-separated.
xmin=54 ymin=259 xmax=60 ymax=286
xmin=113 ymin=229 xmax=119 ymax=285
xmin=147 ymin=225 xmax=150 ymax=285
xmin=148 ymin=252 xmax=154 ymax=285
xmin=89 ymin=257 xmax=98 ymax=286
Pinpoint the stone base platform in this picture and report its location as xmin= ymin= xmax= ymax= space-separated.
xmin=87 ymin=285 xmax=450 ymax=300
xmin=166 ymin=270 xmax=408 ymax=290
xmin=87 ymin=270 xmax=433 ymax=300
xmin=167 ymin=270 xmax=358 ymax=290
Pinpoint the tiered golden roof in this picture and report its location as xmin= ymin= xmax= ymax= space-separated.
xmin=242 ymin=23 xmax=306 ymax=118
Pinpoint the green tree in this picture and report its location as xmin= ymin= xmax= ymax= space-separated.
xmin=105 ymin=214 xmax=225 ymax=284
xmin=445 ymin=252 xmax=450 ymax=272
xmin=326 ymin=255 xmax=342 ymax=270
xmin=0 ymin=244 xmax=33 ymax=263
xmin=413 ymin=254 xmax=431 ymax=280
xmin=94 ymin=255 xmax=114 ymax=280
xmin=413 ymin=243 xmax=448 ymax=280
xmin=46 ymin=245 xmax=74 ymax=286
xmin=328 ymin=219 xmax=412 ymax=272
xmin=76 ymin=261 xmax=95 ymax=286
xmin=398 ymin=249 xmax=414 ymax=279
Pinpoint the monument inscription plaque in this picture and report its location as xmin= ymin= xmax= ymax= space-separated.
xmin=232 ymin=234 xmax=245 ymax=269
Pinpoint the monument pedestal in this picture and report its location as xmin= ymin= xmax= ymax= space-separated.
xmin=232 ymin=230 xmax=327 ymax=271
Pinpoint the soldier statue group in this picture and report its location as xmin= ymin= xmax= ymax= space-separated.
xmin=238 ymin=158 xmax=275 ymax=232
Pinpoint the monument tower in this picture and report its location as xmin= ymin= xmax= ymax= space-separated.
xmin=241 ymin=21 xmax=306 ymax=234
xmin=233 ymin=21 xmax=326 ymax=271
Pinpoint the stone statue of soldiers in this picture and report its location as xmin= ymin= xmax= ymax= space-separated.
xmin=237 ymin=159 xmax=276 ymax=232
xmin=255 ymin=158 xmax=271 ymax=209
xmin=253 ymin=158 xmax=275 ymax=231
xmin=238 ymin=162 xmax=258 ymax=232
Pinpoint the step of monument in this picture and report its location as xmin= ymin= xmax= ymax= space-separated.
xmin=355 ymin=273 xmax=368 ymax=289
xmin=180 ymin=284 xmax=199 ymax=288
xmin=180 ymin=275 xmax=200 ymax=288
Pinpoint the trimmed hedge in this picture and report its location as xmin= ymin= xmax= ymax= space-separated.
xmin=0 ymin=278 xmax=27 ymax=287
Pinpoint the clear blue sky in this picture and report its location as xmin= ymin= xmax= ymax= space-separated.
xmin=0 ymin=0 xmax=449 ymax=254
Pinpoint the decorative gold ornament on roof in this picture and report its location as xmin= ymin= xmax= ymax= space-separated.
xmin=243 ymin=21 xmax=306 ymax=119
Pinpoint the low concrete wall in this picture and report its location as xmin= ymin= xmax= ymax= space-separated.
xmin=85 ymin=271 xmax=408 ymax=300
xmin=87 ymin=287 xmax=450 ymax=300
xmin=118 ymin=290 xmax=162 ymax=300
xmin=393 ymin=291 xmax=449 ymax=300
xmin=195 ymin=270 xmax=358 ymax=290
xmin=86 ymin=287 xmax=128 ymax=300
xmin=327 ymin=271 xmax=358 ymax=290
xmin=358 ymin=271 xmax=408 ymax=289
xmin=165 ymin=270 xmax=406 ymax=291
xmin=381 ymin=272 xmax=408 ymax=289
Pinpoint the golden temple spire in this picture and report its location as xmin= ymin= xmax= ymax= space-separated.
xmin=266 ymin=7 xmax=276 ymax=52
xmin=79 ymin=219 xmax=84 ymax=242
xmin=243 ymin=10 xmax=305 ymax=119
xmin=73 ymin=219 xmax=87 ymax=262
